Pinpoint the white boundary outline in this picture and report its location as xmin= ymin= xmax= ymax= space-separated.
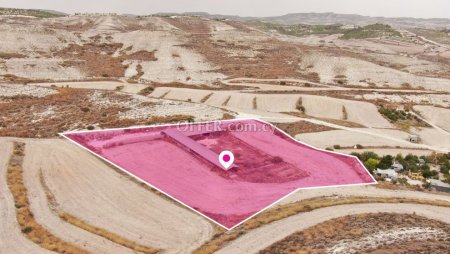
xmin=60 ymin=118 xmax=377 ymax=230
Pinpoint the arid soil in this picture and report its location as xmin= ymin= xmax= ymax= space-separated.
xmin=261 ymin=213 xmax=450 ymax=254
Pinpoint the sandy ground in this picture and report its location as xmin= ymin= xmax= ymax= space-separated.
xmin=411 ymin=127 xmax=450 ymax=150
xmin=216 ymin=203 xmax=450 ymax=254
xmin=414 ymin=105 xmax=450 ymax=132
xmin=0 ymin=140 xmax=53 ymax=254
xmin=23 ymin=138 xmax=214 ymax=253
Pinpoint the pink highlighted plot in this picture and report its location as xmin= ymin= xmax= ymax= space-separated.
xmin=62 ymin=119 xmax=375 ymax=229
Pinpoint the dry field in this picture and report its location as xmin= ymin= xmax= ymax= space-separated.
xmin=1 ymin=12 xmax=450 ymax=254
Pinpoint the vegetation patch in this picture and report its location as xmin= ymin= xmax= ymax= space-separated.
xmin=274 ymin=121 xmax=335 ymax=136
xmin=340 ymin=24 xmax=401 ymax=39
xmin=378 ymin=105 xmax=430 ymax=130
xmin=0 ymin=52 xmax=27 ymax=59
xmin=200 ymin=93 xmax=213 ymax=103
xmin=0 ymin=7 xmax=66 ymax=18
xmin=6 ymin=142 xmax=89 ymax=254
xmin=261 ymin=213 xmax=450 ymax=253
xmin=193 ymin=196 xmax=450 ymax=254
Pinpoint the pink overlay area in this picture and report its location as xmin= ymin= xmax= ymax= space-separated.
xmin=62 ymin=119 xmax=375 ymax=229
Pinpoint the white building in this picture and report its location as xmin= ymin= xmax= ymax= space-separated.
xmin=375 ymin=168 xmax=398 ymax=180
xmin=391 ymin=163 xmax=404 ymax=172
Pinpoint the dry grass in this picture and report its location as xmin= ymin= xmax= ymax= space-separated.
xmin=274 ymin=121 xmax=335 ymax=136
xmin=59 ymin=213 xmax=159 ymax=254
xmin=0 ymin=88 xmax=194 ymax=138
xmin=180 ymin=25 xmax=319 ymax=81
xmin=342 ymin=106 xmax=348 ymax=120
xmin=56 ymin=43 xmax=126 ymax=78
xmin=0 ymin=52 xmax=26 ymax=59
xmin=193 ymin=196 xmax=450 ymax=254
xmin=222 ymin=113 xmax=235 ymax=120
xmin=129 ymin=64 xmax=145 ymax=82
xmin=55 ymin=43 xmax=157 ymax=78
xmin=262 ymin=213 xmax=450 ymax=253
xmin=222 ymin=96 xmax=231 ymax=106
xmin=200 ymin=93 xmax=213 ymax=103
xmin=296 ymin=97 xmax=305 ymax=113
xmin=137 ymin=85 xmax=154 ymax=96
xmin=252 ymin=97 xmax=257 ymax=110
xmin=7 ymin=142 xmax=89 ymax=254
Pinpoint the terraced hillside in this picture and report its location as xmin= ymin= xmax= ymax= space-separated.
xmin=1 ymin=11 xmax=450 ymax=254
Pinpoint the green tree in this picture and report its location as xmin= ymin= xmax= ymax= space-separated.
xmin=422 ymin=168 xmax=438 ymax=179
xmin=364 ymin=158 xmax=380 ymax=173
xmin=360 ymin=151 xmax=379 ymax=162
xmin=378 ymin=155 xmax=393 ymax=169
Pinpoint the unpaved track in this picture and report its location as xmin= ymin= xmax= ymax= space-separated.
xmin=0 ymin=139 xmax=53 ymax=254
xmin=21 ymin=139 xmax=141 ymax=254
xmin=216 ymin=203 xmax=450 ymax=254
xmin=280 ymin=185 xmax=450 ymax=205
xmin=25 ymin=138 xmax=214 ymax=254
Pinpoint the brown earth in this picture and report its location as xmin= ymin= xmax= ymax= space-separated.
xmin=261 ymin=213 xmax=450 ymax=254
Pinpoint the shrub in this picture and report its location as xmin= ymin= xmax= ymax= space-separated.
xmin=364 ymin=158 xmax=380 ymax=173
xmin=333 ymin=144 xmax=341 ymax=149
xmin=21 ymin=226 xmax=33 ymax=234
xmin=440 ymin=163 xmax=450 ymax=174
xmin=296 ymin=98 xmax=305 ymax=113
xmin=356 ymin=144 xmax=363 ymax=149
xmin=378 ymin=155 xmax=394 ymax=169
xmin=138 ymin=86 xmax=154 ymax=96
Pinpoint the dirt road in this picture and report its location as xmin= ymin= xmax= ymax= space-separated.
xmin=23 ymin=138 xmax=214 ymax=253
xmin=0 ymin=140 xmax=53 ymax=254
xmin=216 ymin=203 xmax=450 ymax=254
